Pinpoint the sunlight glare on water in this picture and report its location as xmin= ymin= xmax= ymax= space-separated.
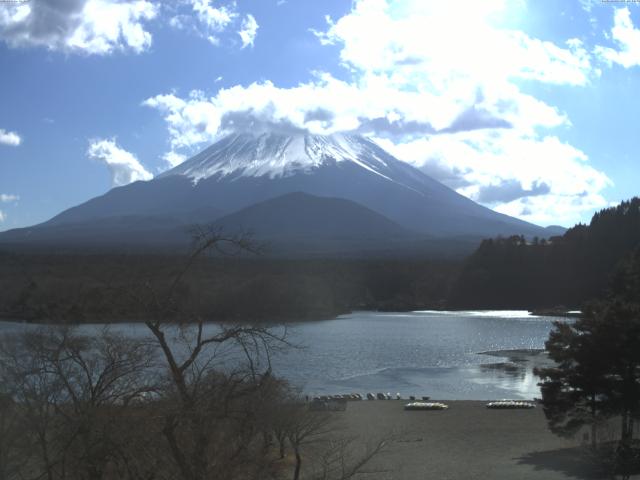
xmin=0 ymin=310 xmax=562 ymax=400
xmin=272 ymin=310 xmax=560 ymax=399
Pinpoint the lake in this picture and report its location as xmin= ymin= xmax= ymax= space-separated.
xmin=0 ymin=310 xmax=563 ymax=400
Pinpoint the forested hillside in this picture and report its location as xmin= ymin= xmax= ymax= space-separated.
xmin=450 ymin=198 xmax=640 ymax=309
xmin=3 ymin=198 xmax=639 ymax=322
xmin=0 ymin=254 xmax=457 ymax=323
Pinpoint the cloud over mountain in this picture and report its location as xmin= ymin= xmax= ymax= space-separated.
xmin=0 ymin=194 xmax=19 ymax=224
xmin=87 ymin=139 xmax=152 ymax=186
xmin=0 ymin=194 xmax=16 ymax=224
xmin=143 ymin=0 xmax=610 ymax=225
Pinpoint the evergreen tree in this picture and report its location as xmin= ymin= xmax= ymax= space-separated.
xmin=535 ymin=309 xmax=611 ymax=448
xmin=536 ymin=246 xmax=640 ymax=476
xmin=451 ymin=197 xmax=640 ymax=309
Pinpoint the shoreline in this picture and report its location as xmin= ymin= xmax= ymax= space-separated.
xmin=301 ymin=347 xmax=553 ymax=400
xmin=1 ymin=315 xmax=556 ymax=402
xmin=0 ymin=308 xmax=570 ymax=326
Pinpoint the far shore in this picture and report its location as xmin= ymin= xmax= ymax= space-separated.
xmin=0 ymin=307 xmax=579 ymax=326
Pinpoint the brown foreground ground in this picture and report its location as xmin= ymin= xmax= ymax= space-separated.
xmin=332 ymin=400 xmax=611 ymax=480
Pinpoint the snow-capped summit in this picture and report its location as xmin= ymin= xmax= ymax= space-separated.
xmin=0 ymin=130 xmax=553 ymax=253
xmin=159 ymin=132 xmax=398 ymax=183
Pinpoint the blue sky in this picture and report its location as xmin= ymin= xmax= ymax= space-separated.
xmin=0 ymin=0 xmax=639 ymax=231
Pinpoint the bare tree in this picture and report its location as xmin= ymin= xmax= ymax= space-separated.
xmin=127 ymin=227 xmax=395 ymax=480
xmin=121 ymin=228 xmax=291 ymax=480
xmin=286 ymin=404 xmax=334 ymax=480
xmin=312 ymin=435 xmax=391 ymax=480
xmin=0 ymin=327 xmax=157 ymax=480
xmin=279 ymin=400 xmax=394 ymax=480
xmin=0 ymin=227 xmax=394 ymax=480
xmin=0 ymin=392 xmax=23 ymax=480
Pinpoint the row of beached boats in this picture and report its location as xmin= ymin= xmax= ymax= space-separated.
xmin=312 ymin=392 xmax=430 ymax=402
xmin=404 ymin=399 xmax=537 ymax=411
xmin=310 ymin=394 xmax=536 ymax=411
xmin=404 ymin=402 xmax=449 ymax=410
xmin=485 ymin=400 xmax=536 ymax=409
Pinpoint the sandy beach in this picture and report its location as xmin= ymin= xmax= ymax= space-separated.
xmin=332 ymin=400 xmax=606 ymax=480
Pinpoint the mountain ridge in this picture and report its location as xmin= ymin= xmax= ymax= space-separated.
xmin=1 ymin=132 xmax=554 ymax=254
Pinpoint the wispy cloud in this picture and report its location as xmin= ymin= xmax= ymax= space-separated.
xmin=169 ymin=0 xmax=238 ymax=46
xmin=87 ymin=138 xmax=153 ymax=186
xmin=238 ymin=14 xmax=258 ymax=48
xmin=162 ymin=151 xmax=186 ymax=169
xmin=595 ymin=7 xmax=640 ymax=68
xmin=0 ymin=194 xmax=19 ymax=224
xmin=0 ymin=194 xmax=19 ymax=203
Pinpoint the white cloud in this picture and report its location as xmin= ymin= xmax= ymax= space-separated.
xmin=0 ymin=128 xmax=21 ymax=146
xmin=170 ymin=0 xmax=238 ymax=45
xmin=580 ymin=0 xmax=595 ymax=13
xmin=238 ymin=14 xmax=258 ymax=48
xmin=87 ymin=139 xmax=153 ymax=186
xmin=144 ymin=74 xmax=564 ymax=146
xmin=375 ymin=131 xmax=611 ymax=225
xmin=167 ymin=1 xmax=260 ymax=49
xmin=144 ymin=0 xmax=609 ymax=225
xmin=316 ymin=0 xmax=593 ymax=87
xmin=0 ymin=0 xmax=158 ymax=55
xmin=191 ymin=0 xmax=235 ymax=30
xmin=595 ymin=7 xmax=640 ymax=68
xmin=0 ymin=194 xmax=19 ymax=224
xmin=162 ymin=151 xmax=187 ymax=169
xmin=0 ymin=194 xmax=19 ymax=203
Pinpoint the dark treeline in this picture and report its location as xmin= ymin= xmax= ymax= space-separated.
xmin=3 ymin=197 xmax=639 ymax=322
xmin=0 ymin=252 xmax=458 ymax=323
xmin=450 ymin=198 xmax=640 ymax=309
xmin=0 ymin=230 xmax=393 ymax=480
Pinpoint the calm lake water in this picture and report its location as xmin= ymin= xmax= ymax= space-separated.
xmin=0 ymin=310 xmax=563 ymax=400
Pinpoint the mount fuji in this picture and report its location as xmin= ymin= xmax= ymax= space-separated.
xmin=0 ymin=132 xmax=555 ymax=255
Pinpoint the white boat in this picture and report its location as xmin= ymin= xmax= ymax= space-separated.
xmin=404 ymin=402 xmax=448 ymax=411
xmin=486 ymin=400 xmax=535 ymax=409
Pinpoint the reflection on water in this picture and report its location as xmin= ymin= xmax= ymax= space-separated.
xmin=0 ymin=311 xmax=564 ymax=400
xmin=271 ymin=311 xmax=562 ymax=400
xmin=471 ymin=363 xmax=542 ymax=399
xmin=469 ymin=350 xmax=555 ymax=399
